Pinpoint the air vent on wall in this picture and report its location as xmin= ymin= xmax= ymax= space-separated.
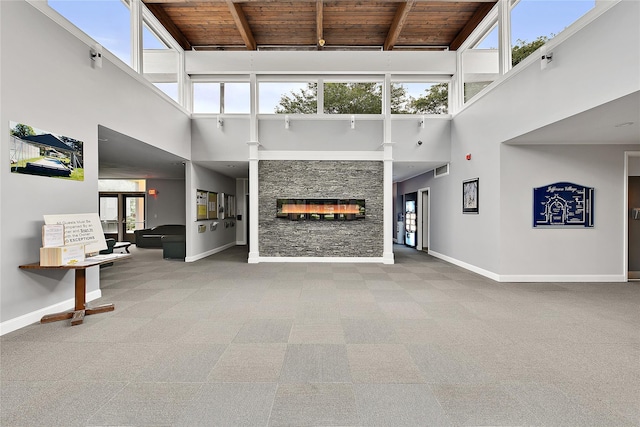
xmin=434 ymin=163 xmax=450 ymax=178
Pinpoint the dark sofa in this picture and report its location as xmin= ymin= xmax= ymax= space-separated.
xmin=134 ymin=224 xmax=186 ymax=248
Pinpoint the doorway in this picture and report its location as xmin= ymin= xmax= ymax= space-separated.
xmin=99 ymin=192 xmax=146 ymax=243
xmin=626 ymin=152 xmax=640 ymax=281
xmin=629 ymin=177 xmax=640 ymax=279
xmin=417 ymin=188 xmax=430 ymax=252
xmin=405 ymin=193 xmax=417 ymax=248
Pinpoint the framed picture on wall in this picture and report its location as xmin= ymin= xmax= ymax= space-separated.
xmin=463 ymin=178 xmax=479 ymax=214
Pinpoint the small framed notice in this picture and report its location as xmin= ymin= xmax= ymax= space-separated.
xmin=42 ymin=224 xmax=65 ymax=247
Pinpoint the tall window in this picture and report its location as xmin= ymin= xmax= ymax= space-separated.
xmin=511 ymin=0 xmax=595 ymax=66
xmin=224 ymin=83 xmax=251 ymax=113
xmin=193 ymin=83 xmax=221 ymax=114
xmin=48 ymin=0 xmax=132 ymax=67
xmin=463 ymin=22 xmax=499 ymax=103
xmin=143 ymin=20 xmax=179 ymax=102
xmin=323 ymin=82 xmax=383 ymax=114
xmin=192 ymin=83 xmax=250 ymax=114
xmin=259 ymin=82 xmax=316 ymax=114
xmin=391 ymin=83 xmax=449 ymax=115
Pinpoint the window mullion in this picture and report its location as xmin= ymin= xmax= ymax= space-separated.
xmin=498 ymin=0 xmax=512 ymax=75
xmin=130 ymin=0 xmax=143 ymax=74
xmin=317 ymin=79 xmax=324 ymax=115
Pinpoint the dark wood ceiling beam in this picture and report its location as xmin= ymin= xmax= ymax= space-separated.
xmin=316 ymin=0 xmax=324 ymax=49
xmin=145 ymin=4 xmax=192 ymax=50
xmin=226 ymin=0 xmax=257 ymax=50
xmin=384 ymin=0 xmax=415 ymax=51
xmin=144 ymin=0 xmax=496 ymax=2
xmin=449 ymin=2 xmax=495 ymax=51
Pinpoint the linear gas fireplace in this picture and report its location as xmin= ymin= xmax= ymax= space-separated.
xmin=276 ymin=199 xmax=365 ymax=221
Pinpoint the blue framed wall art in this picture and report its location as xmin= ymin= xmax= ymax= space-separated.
xmin=533 ymin=182 xmax=594 ymax=228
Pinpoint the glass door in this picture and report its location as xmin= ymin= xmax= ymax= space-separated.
xmin=123 ymin=194 xmax=145 ymax=243
xmin=99 ymin=194 xmax=119 ymax=241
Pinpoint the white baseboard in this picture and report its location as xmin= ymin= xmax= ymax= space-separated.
xmin=257 ymin=256 xmax=385 ymax=263
xmin=428 ymin=250 xmax=626 ymax=283
xmin=428 ymin=250 xmax=501 ymax=281
xmin=498 ymin=274 xmax=627 ymax=283
xmin=0 ymin=290 xmax=102 ymax=336
xmin=185 ymin=242 xmax=237 ymax=262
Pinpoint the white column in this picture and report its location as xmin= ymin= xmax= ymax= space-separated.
xmin=248 ymin=142 xmax=260 ymax=263
xmin=248 ymin=75 xmax=260 ymax=263
xmin=383 ymin=142 xmax=395 ymax=264
xmin=382 ymin=74 xmax=395 ymax=264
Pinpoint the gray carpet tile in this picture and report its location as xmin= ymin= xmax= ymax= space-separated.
xmin=269 ymin=383 xmax=359 ymax=426
xmin=1 ymin=244 xmax=638 ymax=426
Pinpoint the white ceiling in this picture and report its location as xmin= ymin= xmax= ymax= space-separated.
xmin=505 ymin=91 xmax=640 ymax=145
xmin=98 ymin=125 xmax=187 ymax=180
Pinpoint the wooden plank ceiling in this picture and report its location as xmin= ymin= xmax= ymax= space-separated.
xmin=142 ymin=0 xmax=497 ymax=51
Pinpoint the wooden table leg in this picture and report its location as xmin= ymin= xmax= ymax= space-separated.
xmin=41 ymin=311 xmax=74 ymax=323
xmin=85 ymin=303 xmax=115 ymax=315
xmin=40 ymin=268 xmax=115 ymax=325
xmin=71 ymin=309 xmax=85 ymax=326
xmin=75 ymin=269 xmax=86 ymax=311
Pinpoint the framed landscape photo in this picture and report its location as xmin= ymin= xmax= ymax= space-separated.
xmin=463 ymin=178 xmax=479 ymax=214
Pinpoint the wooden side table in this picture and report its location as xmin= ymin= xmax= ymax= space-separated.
xmin=19 ymin=254 xmax=131 ymax=326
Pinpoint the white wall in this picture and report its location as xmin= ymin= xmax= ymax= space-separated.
xmin=391 ymin=117 xmax=451 ymax=163
xmin=396 ymin=1 xmax=639 ymax=280
xmin=193 ymin=115 xmax=452 ymax=162
xmin=500 ymin=144 xmax=637 ymax=280
xmin=185 ymin=163 xmax=237 ymax=261
xmin=146 ymin=179 xmax=187 ymax=227
xmin=191 ymin=117 xmax=250 ymax=162
xmin=259 ymin=118 xmax=383 ymax=151
xmin=0 ymin=1 xmax=190 ymax=332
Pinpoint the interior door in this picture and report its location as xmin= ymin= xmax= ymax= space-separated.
xmin=629 ymin=176 xmax=640 ymax=279
xmin=422 ymin=190 xmax=429 ymax=252
xmin=122 ymin=194 xmax=145 ymax=243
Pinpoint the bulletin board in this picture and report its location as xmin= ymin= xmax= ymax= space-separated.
xmin=196 ymin=190 xmax=208 ymax=221
xmin=208 ymin=192 xmax=218 ymax=219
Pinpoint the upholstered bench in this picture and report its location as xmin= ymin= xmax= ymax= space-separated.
xmin=161 ymin=235 xmax=185 ymax=260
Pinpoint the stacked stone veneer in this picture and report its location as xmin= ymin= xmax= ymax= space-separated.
xmin=259 ymin=160 xmax=384 ymax=258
